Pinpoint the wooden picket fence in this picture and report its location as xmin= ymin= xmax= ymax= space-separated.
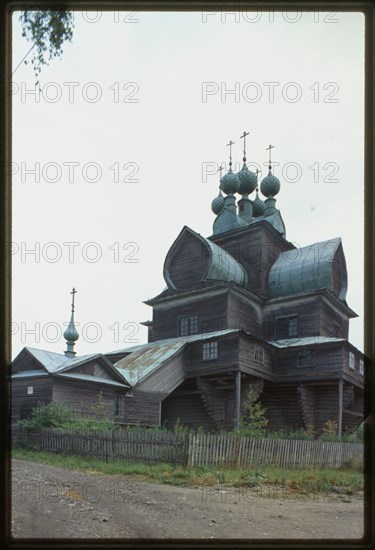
xmin=12 ymin=427 xmax=363 ymax=469
xmin=187 ymin=433 xmax=363 ymax=469
xmin=13 ymin=427 xmax=189 ymax=464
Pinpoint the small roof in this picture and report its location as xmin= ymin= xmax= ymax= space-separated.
xmin=270 ymin=336 xmax=345 ymax=348
xmin=23 ymin=347 xmax=98 ymax=374
xmin=12 ymin=347 xmax=130 ymax=387
xmin=56 ymin=372 xmax=129 ymax=388
xmin=112 ymin=329 xmax=239 ymax=386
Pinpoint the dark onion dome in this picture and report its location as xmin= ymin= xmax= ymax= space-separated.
xmin=252 ymin=188 xmax=266 ymax=217
xmin=260 ymin=168 xmax=280 ymax=198
xmin=220 ymin=167 xmax=240 ymax=195
xmin=237 ymin=163 xmax=257 ymax=195
xmin=211 ymin=190 xmax=225 ymax=214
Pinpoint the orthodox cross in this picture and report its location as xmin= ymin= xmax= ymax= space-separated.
xmin=216 ymin=164 xmax=224 ymax=179
xmin=70 ymin=287 xmax=77 ymax=313
xmin=226 ymin=140 xmax=235 ymax=165
xmin=240 ymin=131 xmax=250 ymax=162
xmin=266 ymin=144 xmax=275 ymax=168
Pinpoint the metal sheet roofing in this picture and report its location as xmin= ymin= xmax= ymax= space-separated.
xmin=12 ymin=370 xmax=49 ymax=379
xmin=113 ymin=329 xmax=239 ymax=385
xmin=24 ymin=347 xmax=99 ymax=374
xmin=56 ymin=372 xmax=129 ymax=387
xmin=268 ymin=238 xmax=345 ymax=299
xmin=204 ymin=238 xmax=248 ymax=287
xmin=270 ymin=336 xmax=345 ymax=348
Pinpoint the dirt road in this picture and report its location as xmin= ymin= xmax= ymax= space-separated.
xmin=11 ymin=459 xmax=364 ymax=541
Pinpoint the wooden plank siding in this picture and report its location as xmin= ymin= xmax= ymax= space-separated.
xmin=227 ymin=291 xmax=262 ymax=335
xmin=122 ymin=390 xmax=164 ymax=426
xmin=167 ymin=229 xmax=210 ymax=291
xmin=52 ymin=378 xmax=118 ymax=421
xmin=274 ymin=344 xmax=345 ymax=383
xmin=11 ymin=377 xmax=53 ymax=424
xmin=238 ymin=334 xmax=275 ymax=380
xmin=183 ymin=334 xmax=239 ymax=378
xmin=151 ymin=292 xmax=229 ymax=341
xmin=263 ymin=295 xmax=350 ymax=340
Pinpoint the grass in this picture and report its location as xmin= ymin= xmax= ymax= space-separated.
xmin=12 ymin=448 xmax=364 ymax=497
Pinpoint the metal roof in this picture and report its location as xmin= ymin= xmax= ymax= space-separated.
xmin=13 ymin=347 xmax=130 ymax=387
xmin=24 ymin=347 xmax=99 ymax=374
xmin=204 ymin=238 xmax=248 ymax=287
xmin=164 ymin=226 xmax=248 ymax=289
xmin=268 ymin=238 xmax=347 ymax=300
xmin=113 ymin=329 xmax=239 ymax=385
xmin=270 ymin=336 xmax=345 ymax=348
xmin=11 ymin=370 xmax=49 ymax=379
xmin=56 ymin=372 xmax=129 ymax=387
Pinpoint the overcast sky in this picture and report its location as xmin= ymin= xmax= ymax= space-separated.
xmin=11 ymin=9 xmax=365 ymax=358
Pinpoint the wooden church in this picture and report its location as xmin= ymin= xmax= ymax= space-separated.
xmin=11 ymin=136 xmax=366 ymax=436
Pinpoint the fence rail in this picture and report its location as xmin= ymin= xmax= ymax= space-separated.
xmin=12 ymin=428 xmax=363 ymax=469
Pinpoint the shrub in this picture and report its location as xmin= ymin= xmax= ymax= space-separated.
xmin=17 ymin=401 xmax=72 ymax=431
xmin=233 ymin=387 xmax=268 ymax=438
xmin=320 ymin=419 xmax=339 ymax=442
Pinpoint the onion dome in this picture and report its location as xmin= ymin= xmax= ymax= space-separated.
xmin=64 ymin=287 xmax=79 ymax=357
xmin=211 ymin=190 xmax=225 ymax=214
xmin=237 ymin=163 xmax=257 ymax=195
xmin=220 ymin=167 xmax=239 ymax=195
xmin=260 ymin=167 xmax=280 ymax=198
xmin=63 ymin=314 xmax=79 ymax=343
xmin=252 ymin=187 xmax=266 ymax=217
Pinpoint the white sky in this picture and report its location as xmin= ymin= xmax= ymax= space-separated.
xmin=11 ymin=9 xmax=365 ymax=358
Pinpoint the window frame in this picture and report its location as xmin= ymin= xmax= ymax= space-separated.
xmin=349 ymin=351 xmax=355 ymax=370
xmin=179 ymin=314 xmax=198 ymax=336
xmin=203 ymin=341 xmax=218 ymax=361
xmin=298 ymin=349 xmax=315 ymax=368
xmin=115 ymin=395 xmax=124 ymax=417
xmin=276 ymin=315 xmax=299 ymax=339
xmin=254 ymin=344 xmax=264 ymax=364
xmin=359 ymin=358 xmax=364 ymax=376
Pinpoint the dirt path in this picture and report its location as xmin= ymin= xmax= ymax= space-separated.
xmin=11 ymin=459 xmax=364 ymax=541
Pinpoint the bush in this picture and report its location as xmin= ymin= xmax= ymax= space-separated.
xmin=233 ymin=387 xmax=268 ymax=438
xmin=320 ymin=419 xmax=339 ymax=442
xmin=17 ymin=401 xmax=72 ymax=431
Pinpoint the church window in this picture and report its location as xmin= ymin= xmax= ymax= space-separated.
xmin=359 ymin=359 xmax=364 ymax=376
xmin=27 ymin=386 xmax=34 ymax=395
xmin=254 ymin=345 xmax=264 ymax=363
xmin=203 ymin=341 xmax=218 ymax=360
xmin=179 ymin=315 xmax=198 ymax=336
xmin=115 ymin=395 xmax=124 ymax=417
xmin=349 ymin=352 xmax=355 ymax=370
xmin=298 ymin=349 xmax=315 ymax=367
xmin=277 ymin=316 xmax=298 ymax=338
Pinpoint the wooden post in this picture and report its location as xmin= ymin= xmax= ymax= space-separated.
xmin=235 ymin=371 xmax=241 ymax=429
xmin=338 ymin=379 xmax=343 ymax=438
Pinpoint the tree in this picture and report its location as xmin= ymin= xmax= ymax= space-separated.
xmin=18 ymin=10 xmax=74 ymax=80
